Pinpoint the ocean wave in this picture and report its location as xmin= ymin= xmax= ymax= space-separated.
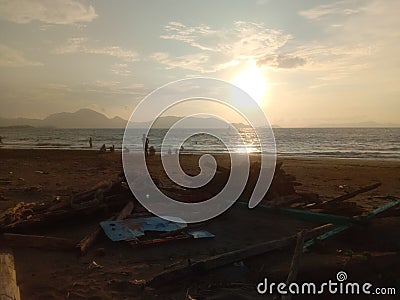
xmin=36 ymin=142 xmax=72 ymax=147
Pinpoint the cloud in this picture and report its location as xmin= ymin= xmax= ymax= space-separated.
xmin=151 ymin=52 xmax=236 ymax=73
xmin=0 ymin=0 xmax=97 ymax=25
xmin=156 ymin=21 xmax=298 ymax=73
xmin=0 ymin=44 xmax=42 ymax=67
xmin=84 ymin=80 xmax=146 ymax=96
xmin=296 ymin=0 xmax=400 ymax=86
xmin=257 ymin=54 xmax=307 ymax=68
xmin=299 ymin=1 xmax=361 ymax=20
xmin=55 ymin=38 xmax=139 ymax=62
xmin=160 ymin=22 xmax=218 ymax=52
xmin=110 ymin=63 xmax=131 ymax=76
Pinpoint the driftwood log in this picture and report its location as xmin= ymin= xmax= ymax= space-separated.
xmin=0 ymin=248 xmax=20 ymax=300
xmin=304 ymin=182 xmax=381 ymax=208
xmin=148 ymin=224 xmax=332 ymax=287
xmin=0 ymin=233 xmax=75 ymax=251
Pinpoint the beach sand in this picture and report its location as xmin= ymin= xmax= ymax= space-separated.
xmin=0 ymin=149 xmax=399 ymax=299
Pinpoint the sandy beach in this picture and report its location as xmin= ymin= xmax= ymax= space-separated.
xmin=0 ymin=149 xmax=399 ymax=299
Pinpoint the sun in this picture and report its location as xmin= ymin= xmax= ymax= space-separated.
xmin=232 ymin=62 xmax=267 ymax=104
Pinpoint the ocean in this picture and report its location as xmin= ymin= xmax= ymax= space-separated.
xmin=0 ymin=127 xmax=399 ymax=160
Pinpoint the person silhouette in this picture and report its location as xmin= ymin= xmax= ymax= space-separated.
xmin=145 ymin=136 xmax=149 ymax=157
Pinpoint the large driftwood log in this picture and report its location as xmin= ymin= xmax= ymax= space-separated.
xmin=76 ymin=201 xmax=134 ymax=255
xmin=148 ymin=224 xmax=332 ymax=287
xmin=149 ymin=236 xmax=294 ymax=287
xmin=305 ymin=182 xmax=381 ymax=208
xmin=1 ymin=233 xmax=75 ymax=251
xmin=0 ymin=249 xmax=20 ymax=300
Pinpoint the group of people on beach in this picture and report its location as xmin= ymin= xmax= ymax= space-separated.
xmin=87 ymin=134 xmax=183 ymax=156
xmin=99 ymin=143 xmax=115 ymax=153
xmin=142 ymin=134 xmax=185 ymax=156
xmin=88 ymin=137 xmax=114 ymax=153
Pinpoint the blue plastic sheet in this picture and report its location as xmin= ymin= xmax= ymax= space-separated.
xmin=187 ymin=230 xmax=215 ymax=239
xmin=100 ymin=216 xmax=187 ymax=241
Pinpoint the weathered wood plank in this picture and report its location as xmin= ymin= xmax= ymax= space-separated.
xmin=0 ymin=249 xmax=20 ymax=300
xmin=306 ymin=182 xmax=381 ymax=208
xmin=148 ymin=224 xmax=332 ymax=287
xmin=1 ymin=233 xmax=75 ymax=251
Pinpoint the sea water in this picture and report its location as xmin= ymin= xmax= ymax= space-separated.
xmin=0 ymin=127 xmax=399 ymax=160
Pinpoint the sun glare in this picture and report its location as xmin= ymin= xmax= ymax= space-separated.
xmin=232 ymin=63 xmax=267 ymax=104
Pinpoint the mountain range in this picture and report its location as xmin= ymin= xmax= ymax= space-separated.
xmin=0 ymin=109 xmax=398 ymax=128
xmin=0 ymin=109 xmax=249 ymax=129
xmin=0 ymin=109 xmax=126 ymax=128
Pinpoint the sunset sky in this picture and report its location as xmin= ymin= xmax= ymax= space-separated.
xmin=0 ymin=0 xmax=399 ymax=127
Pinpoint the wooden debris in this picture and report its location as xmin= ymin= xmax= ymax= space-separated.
xmin=148 ymin=224 xmax=333 ymax=287
xmin=0 ymin=193 xmax=131 ymax=233
xmin=304 ymin=197 xmax=400 ymax=248
xmin=283 ymin=230 xmax=306 ymax=300
xmin=1 ymin=233 xmax=75 ymax=251
xmin=131 ymin=233 xmax=190 ymax=248
xmin=70 ymin=180 xmax=114 ymax=209
xmin=76 ymin=201 xmax=134 ymax=256
xmin=306 ymin=182 xmax=381 ymax=208
xmin=115 ymin=201 xmax=135 ymax=221
xmin=0 ymin=248 xmax=21 ymax=300
xmin=149 ymin=235 xmax=294 ymax=287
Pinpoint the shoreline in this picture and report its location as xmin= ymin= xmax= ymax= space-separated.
xmin=1 ymin=147 xmax=399 ymax=161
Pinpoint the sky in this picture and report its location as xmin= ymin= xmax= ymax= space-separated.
xmin=0 ymin=0 xmax=399 ymax=127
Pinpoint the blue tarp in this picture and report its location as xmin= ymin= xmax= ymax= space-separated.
xmin=100 ymin=216 xmax=187 ymax=241
xmin=187 ymin=230 xmax=215 ymax=239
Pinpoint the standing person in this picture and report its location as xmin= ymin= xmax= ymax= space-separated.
xmin=89 ymin=137 xmax=92 ymax=148
xmin=145 ymin=136 xmax=149 ymax=157
xmin=142 ymin=134 xmax=146 ymax=148
xmin=0 ymin=136 xmax=3 ymax=144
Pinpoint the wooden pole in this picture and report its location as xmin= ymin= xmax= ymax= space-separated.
xmin=0 ymin=248 xmax=20 ymax=300
xmin=282 ymin=230 xmax=306 ymax=300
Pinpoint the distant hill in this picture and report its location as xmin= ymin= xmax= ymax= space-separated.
xmin=0 ymin=109 xmax=250 ymax=129
xmin=309 ymin=121 xmax=400 ymax=128
xmin=0 ymin=109 xmax=126 ymax=129
xmin=42 ymin=109 xmax=126 ymax=128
